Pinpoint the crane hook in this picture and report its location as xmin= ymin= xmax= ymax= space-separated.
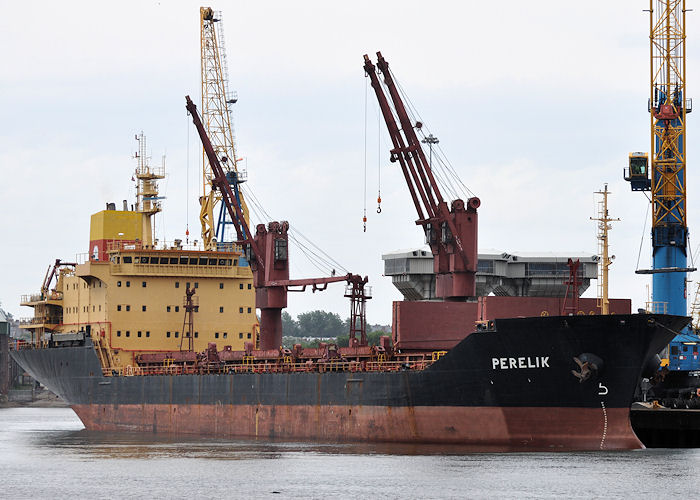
xmin=376 ymin=195 xmax=382 ymax=214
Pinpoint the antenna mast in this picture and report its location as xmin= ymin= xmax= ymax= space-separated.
xmin=591 ymin=184 xmax=619 ymax=315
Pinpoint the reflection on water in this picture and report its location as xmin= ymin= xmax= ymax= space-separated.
xmin=2 ymin=407 xmax=700 ymax=499
xmin=38 ymin=429 xmax=569 ymax=459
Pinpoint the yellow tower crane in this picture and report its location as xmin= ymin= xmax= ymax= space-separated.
xmin=199 ymin=7 xmax=249 ymax=251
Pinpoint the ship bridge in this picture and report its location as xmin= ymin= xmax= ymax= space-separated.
xmin=382 ymin=247 xmax=598 ymax=300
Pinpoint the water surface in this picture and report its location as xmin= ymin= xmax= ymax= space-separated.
xmin=1 ymin=407 xmax=697 ymax=499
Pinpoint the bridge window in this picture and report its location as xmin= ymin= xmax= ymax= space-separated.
xmin=525 ymin=262 xmax=576 ymax=277
xmin=385 ymin=258 xmax=409 ymax=274
xmin=478 ymin=260 xmax=494 ymax=274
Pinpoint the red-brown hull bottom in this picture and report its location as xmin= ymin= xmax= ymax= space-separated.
xmin=72 ymin=404 xmax=642 ymax=451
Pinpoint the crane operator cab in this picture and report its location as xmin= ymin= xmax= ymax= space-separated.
xmin=624 ymin=152 xmax=651 ymax=191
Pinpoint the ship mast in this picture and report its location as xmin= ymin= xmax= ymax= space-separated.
xmin=591 ymin=184 xmax=619 ymax=315
xmin=134 ymin=132 xmax=165 ymax=246
xmin=180 ymin=288 xmax=198 ymax=352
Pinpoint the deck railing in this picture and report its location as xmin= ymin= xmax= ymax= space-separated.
xmin=102 ymin=358 xmax=433 ymax=377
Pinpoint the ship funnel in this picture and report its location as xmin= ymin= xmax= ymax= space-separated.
xmin=123 ymin=200 xmax=128 ymax=211
xmin=106 ymin=202 xmax=116 ymax=211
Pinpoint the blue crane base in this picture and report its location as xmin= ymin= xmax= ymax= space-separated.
xmin=653 ymin=244 xmax=699 ymax=370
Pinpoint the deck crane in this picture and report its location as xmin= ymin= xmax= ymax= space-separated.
xmin=186 ymin=96 xmax=370 ymax=350
xmin=41 ymin=259 xmax=76 ymax=299
xmin=364 ymin=52 xmax=480 ymax=299
xmin=624 ymin=0 xmax=698 ymax=370
xmin=199 ymin=7 xmax=248 ymax=250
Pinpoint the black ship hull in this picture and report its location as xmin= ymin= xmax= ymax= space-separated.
xmin=11 ymin=313 xmax=686 ymax=450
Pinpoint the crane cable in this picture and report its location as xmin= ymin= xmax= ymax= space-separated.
xmin=242 ymin=185 xmax=349 ymax=276
xmin=377 ymin=105 xmax=382 ymax=214
xmin=390 ymin=69 xmax=477 ymax=201
xmin=363 ymin=76 xmax=368 ymax=232
xmin=635 ymin=201 xmax=651 ymax=272
xmin=185 ymin=114 xmax=190 ymax=245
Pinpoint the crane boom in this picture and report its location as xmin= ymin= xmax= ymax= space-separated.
xmin=186 ymin=96 xmax=261 ymax=267
xmin=186 ymin=96 xmax=371 ymax=348
xmin=364 ymin=52 xmax=480 ymax=299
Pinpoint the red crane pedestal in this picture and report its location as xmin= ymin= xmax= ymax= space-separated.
xmin=252 ymin=221 xmax=289 ymax=350
xmin=432 ymin=198 xmax=480 ymax=300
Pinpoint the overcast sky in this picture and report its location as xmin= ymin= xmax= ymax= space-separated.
xmin=1 ymin=1 xmax=699 ymax=325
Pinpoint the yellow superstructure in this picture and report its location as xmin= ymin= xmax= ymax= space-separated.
xmin=20 ymin=134 xmax=258 ymax=371
xmin=23 ymin=210 xmax=257 ymax=371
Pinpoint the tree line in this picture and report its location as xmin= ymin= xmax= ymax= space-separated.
xmin=281 ymin=310 xmax=389 ymax=348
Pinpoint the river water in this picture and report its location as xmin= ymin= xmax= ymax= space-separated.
xmin=1 ymin=407 xmax=698 ymax=499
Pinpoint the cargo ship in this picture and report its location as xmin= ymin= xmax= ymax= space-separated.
xmin=10 ymin=50 xmax=691 ymax=450
xmin=11 ymin=308 xmax=686 ymax=449
xmin=10 ymin=129 xmax=689 ymax=450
